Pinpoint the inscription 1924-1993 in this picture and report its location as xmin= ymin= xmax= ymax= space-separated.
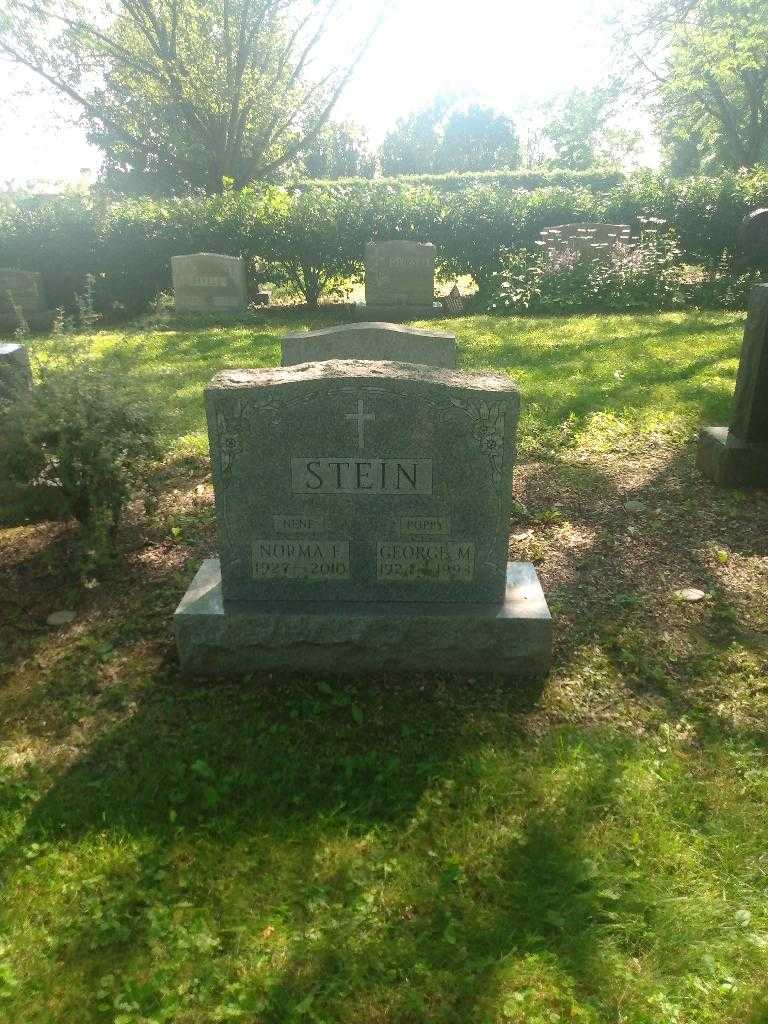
xmin=377 ymin=542 xmax=475 ymax=581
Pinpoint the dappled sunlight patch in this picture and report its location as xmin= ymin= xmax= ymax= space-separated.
xmin=478 ymin=953 xmax=598 ymax=1024
xmin=566 ymin=408 xmax=695 ymax=455
xmin=167 ymin=430 xmax=209 ymax=458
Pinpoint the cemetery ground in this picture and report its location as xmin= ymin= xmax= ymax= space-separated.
xmin=2 ymin=309 xmax=768 ymax=1024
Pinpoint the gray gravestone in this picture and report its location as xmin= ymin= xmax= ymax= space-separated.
xmin=0 ymin=268 xmax=54 ymax=331
xmin=172 ymin=253 xmax=248 ymax=313
xmin=359 ymin=241 xmax=439 ymax=320
xmin=281 ymin=322 xmax=456 ymax=368
xmin=174 ymin=359 xmax=552 ymax=677
xmin=697 ymin=284 xmax=768 ymax=487
xmin=0 ymin=342 xmax=32 ymax=402
xmin=735 ymin=208 xmax=768 ymax=274
xmin=537 ymin=223 xmax=631 ymax=256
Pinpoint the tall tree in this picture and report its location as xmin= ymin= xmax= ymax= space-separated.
xmin=613 ymin=0 xmax=768 ymax=171
xmin=543 ymin=86 xmax=640 ymax=169
xmin=301 ymin=119 xmax=376 ymax=179
xmin=0 ymin=0 xmax=383 ymax=193
xmin=379 ymin=99 xmax=520 ymax=176
xmin=436 ymin=105 xmax=520 ymax=173
xmin=378 ymin=98 xmax=449 ymax=176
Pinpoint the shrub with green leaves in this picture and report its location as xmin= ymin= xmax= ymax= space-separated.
xmin=2 ymin=167 xmax=768 ymax=313
xmin=485 ymin=224 xmax=685 ymax=314
xmin=0 ymin=338 xmax=160 ymax=539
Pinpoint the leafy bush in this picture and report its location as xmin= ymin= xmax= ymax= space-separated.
xmin=485 ymin=224 xmax=685 ymax=314
xmin=1 ymin=168 xmax=768 ymax=314
xmin=294 ymin=167 xmax=627 ymax=193
xmin=0 ymin=337 xmax=160 ymax=540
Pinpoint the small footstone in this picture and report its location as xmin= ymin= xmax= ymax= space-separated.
xmin=46 ymin=610 xmax=76 ymax=626
xmin=674 ymin=588 xmax=707 ymax=603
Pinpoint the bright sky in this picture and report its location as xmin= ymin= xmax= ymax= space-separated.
xmin=0 ymin=0 xmax=653 ymax=188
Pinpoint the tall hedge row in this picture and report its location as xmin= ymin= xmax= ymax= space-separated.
xmin=293 ymin=168 xmax=628 ymax=193
xmin=1 ymin=168 xmax=767 ymax=315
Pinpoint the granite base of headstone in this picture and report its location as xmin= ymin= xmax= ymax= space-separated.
xmin=0 ymin=269 xmax=55 ymax=332
xmin=697 ymin=284 xmax=768 ymax=487
xmin=174 ymin=359 xmax=552 ymax=678
xmin=175 ymin=558 xmax=551 ymax=677
xmin=172 ymin=253 xmax=248 ymax=313
xmin=355 ymin=240 xmax=441 ymax=321
xmin=0 ymin=342 xmax=33 ymax=402
xmin=281 ymin=322 xmax=456 ymax=368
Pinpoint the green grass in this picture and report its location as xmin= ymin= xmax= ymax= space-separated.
xmin=3 ymin=309 xmax=768 ymax=1024
xmin=53 ymin=308 xmax=744 ymax=457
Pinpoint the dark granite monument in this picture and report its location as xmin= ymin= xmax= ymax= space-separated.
xmin=0 ymin=342 xmax=32 ymax=403
xmin=0 ymin=268 xmax=54 ymax=332
xmin=697 ymin=284 xmax=768 ymax=487
xmin=735 ymin=208 xmax=768 ymax=274
xmin=174 ymin=359 xmax=552 ymax=677
xmin=281 ymin=322 xmax=456 ymax=368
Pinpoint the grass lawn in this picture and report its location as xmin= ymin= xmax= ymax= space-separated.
xmin=2 ymin=309 xmax=768 ymax=1024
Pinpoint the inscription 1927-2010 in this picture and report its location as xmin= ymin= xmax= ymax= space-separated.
xmin=291 ymin=458 xmax=432 ymax=494
xmin=252 ymin=540 xmax=350 ymax=580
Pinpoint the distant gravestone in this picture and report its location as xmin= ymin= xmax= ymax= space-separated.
xmin=0 ymin=342 xmax=32 ymax=403
xmin=735 ymin=208 xmax=768 ymax=274
xmin=537 ymin=223 xmax=631 ymax=256
xmin=281 ymin=322 xmax=456 ymax=368
xmin=0 ymin=268 xmax=54 ymax=331
xmin=172 ymin=253 xmax=248 ymax=313
xmin=359 ymin=241 xmax=438 ymax=320
xmin=174 ymin=359 xmax=552 ymax=677
xmin=697 ymin=284 xmax=768 ymax=487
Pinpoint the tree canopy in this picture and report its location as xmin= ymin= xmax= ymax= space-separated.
xmin=0 ymin=0 xmax=383 ymax=193
xmin=379 ymin=101 xmax=520 ymax=176
xmin=614 ymin=0 xmax=768 ymax=172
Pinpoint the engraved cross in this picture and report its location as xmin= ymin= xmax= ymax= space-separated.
xmin=345 ymin=397 xmax=375 ymax=450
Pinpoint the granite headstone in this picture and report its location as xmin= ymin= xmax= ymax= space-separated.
xmin=174 ymin=359 xmax=552 ymax=677
xmin=0 ymin=268 xmax=54 ymax=331
xmin=697 ymin=284 xmax=768 ymax=487
xmin=0 ymin=342 xmax=32 ymax=403
xmin=281 ymin=322 xmax=456 ymax=368
xmin=359 ymin=241 xmax=438 ymax=320
xmin=172 ymin=253 xmax=248 ymax=313
xmin=735 ymin=208 xmax=768 ymax=274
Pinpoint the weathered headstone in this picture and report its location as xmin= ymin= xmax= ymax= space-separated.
xmin=0 ymin=268 xmax=54 ymax=331
xmin=281 ymin=322 xmax=456 ymax=368
xmin=735 ymin=208 xmax=768 ymax=274
xmin=697 ymin=284 xmax=768 ymax=487
xmin=0 ymin=342 xmax=32 ymax=403
xmin=537 ymin=223 xmax=631 ymax=256
xmin=172 ymin=253 xmax=248 ymax=313
xmin=358 ymin=241 xmax=439 ymax=320
xmin=174 ymin=359 xmax=551 ymax=676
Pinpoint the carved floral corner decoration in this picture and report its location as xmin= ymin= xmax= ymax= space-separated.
xmin=450 ymin=399 xmax=505 ymax=490
xmin=215 ymin=404 xmax=247 ymax=483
